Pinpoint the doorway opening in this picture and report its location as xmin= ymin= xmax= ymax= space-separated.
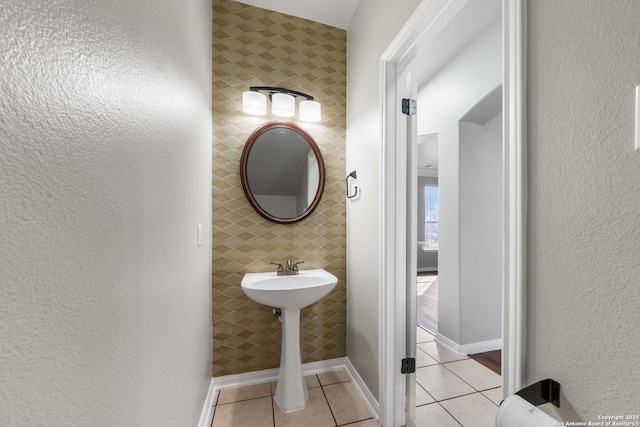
xmin=411 ymin=10 xmax=505 ymax=419
xmin=378 ymin=0 xmax=527 ymax=425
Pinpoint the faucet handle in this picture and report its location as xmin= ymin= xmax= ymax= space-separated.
xmin=270 ymin=262 xmax=284 ymax=272
xmin=292 ymin=261 xmax=305 ymax=271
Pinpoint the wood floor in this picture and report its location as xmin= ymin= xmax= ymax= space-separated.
xmin=417 ymin=272 xmax=438 ymax=333
xmin=469 ymin=350 xmax=502 ymax=375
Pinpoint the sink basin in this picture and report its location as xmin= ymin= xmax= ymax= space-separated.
xmin=241 ymin=268 xmax=338 ymax=413
xmin=241 ymin=269 xmax=337 ymax=309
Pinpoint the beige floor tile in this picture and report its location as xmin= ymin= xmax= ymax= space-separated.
xmin=346 ymin=419 xmax=380 ymax=426
xmin=417 ymin=327 xmax=435 ymax=343
xmin=306 ymin=374 xmax=321 ymax=388
xmin=417 ymin=341 xmax=468 ymax=363
xmin=271 ymin=375 xmax=321 ymax=395
xmin=440 ymin=393 xmax=499 ymax=427
xmin=481 ymin=387 xmax=502 ymax=406
xmin=415 ymin=365 xmax=475 ymax=401
xmin=413 ymin=403 xmax=461 ymax=427
xmin=274 ymin=387 xmax=335 ymax=427
xmin=443 ymin=359 xmax=502 ymax=391
xmin=415 ymin=383 xmax=435 ymax=406
xmin=212 ymin=396 xmax=273 ymax=427
xmin=323 ymin=381 xmax=373 ymax=425
xmin=317 ymin=368 xmax=350 ymax=386
xmin=416 ymin=347 xmax=438 ymax=368
xmin=217 ymin=382 xmax=272 ymax=405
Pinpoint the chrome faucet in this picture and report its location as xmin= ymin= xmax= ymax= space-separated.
xmin=271 ymin=260 xmax=304 ymax=276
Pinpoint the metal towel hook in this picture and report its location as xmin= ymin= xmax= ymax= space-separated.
xmin=346 ymin=171 xmax=359 ymax=199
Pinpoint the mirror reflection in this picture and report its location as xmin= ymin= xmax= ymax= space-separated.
xmin=240 ymin=121 xmax=325 ymax=224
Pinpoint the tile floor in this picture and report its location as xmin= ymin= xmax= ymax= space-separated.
xmin=211 ymin=328 xmax=501 ymax=427
xmin=414 ymin=326 xmax=502 ymax=427
xmin=211 ymin=368 xmax=380 ymax=427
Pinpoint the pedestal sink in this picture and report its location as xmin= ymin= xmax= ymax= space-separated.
xmin=241 ymin=269 xmax=337 ymax=413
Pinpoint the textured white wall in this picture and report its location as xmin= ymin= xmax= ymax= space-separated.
xmin=346 ymin=0 xmax=422 ymax=399
xmin=528 ymin=0 xmax=640 ymax=419
xmin=0 ymin=0 xmax=212 ymax=425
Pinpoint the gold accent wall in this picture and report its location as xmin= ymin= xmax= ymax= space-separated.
xmin=212 ymin=0 xmax=346 ymax=376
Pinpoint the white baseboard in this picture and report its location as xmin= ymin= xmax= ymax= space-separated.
xmin=197 ymin=378 xmax=216 ymax=427
xmin=203 ymin=358 xmax=379 ymax=424
xmin=461 ymin=338 xmax=502 ymax=355
xmin=344 ymin=357 xmax=379 ymax=420
xmin=213 ymin=366 xmax=280 ymax=390
xmin=303 ymin=358 xmax=348 ymax=376
xmin=435 ymin=333 xmax=464 ymax=354
xmin=436 ymin=333 xmax=502 ymax=355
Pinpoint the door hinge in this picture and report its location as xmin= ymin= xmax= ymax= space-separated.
xmin=401 ymin=98 xmax=416 ymax=116
xmin=401 ymin=357 xmax=416 ymax=374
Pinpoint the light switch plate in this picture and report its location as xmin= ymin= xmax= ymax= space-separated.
xmin=636 ymin=85 xmax=640 ymax=151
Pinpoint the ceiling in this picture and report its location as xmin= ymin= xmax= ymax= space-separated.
xmin=417 ymin=134 xmax=439 ymax=177
xmin=412 ymin=0 xmax=501 ymax=88
xmin=234 ymin=0 xmax=361 ymax=30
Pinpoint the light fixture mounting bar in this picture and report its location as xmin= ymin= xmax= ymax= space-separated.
xmin=249 ymin=86 xmax=314 ymax=101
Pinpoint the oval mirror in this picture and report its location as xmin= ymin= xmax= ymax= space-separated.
xmin=240 ymin=121 xmax=326 ymax=224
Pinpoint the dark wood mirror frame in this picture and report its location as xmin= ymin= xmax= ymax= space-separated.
xmin=240 ymin=121 xmax=326 ymax=224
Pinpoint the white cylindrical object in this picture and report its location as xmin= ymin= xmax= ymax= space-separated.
xmin=272 ymin=93 xmax=295 ymax=117
xmin=242 ymin=91 xmax=267 ymax=115
xmin=299 ymin=100 xmax=321 ymax=122
xmin=496 ymin=395 xmax=558 ymax=427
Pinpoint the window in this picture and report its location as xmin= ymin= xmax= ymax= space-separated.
xmin=424 ymin=186 xmax=439 ymax=249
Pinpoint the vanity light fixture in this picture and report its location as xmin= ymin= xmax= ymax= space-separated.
xmin=271 ymin=93 xmax=295 ymax=117
xmin=299 ymin=100 xmax=321 ymax=123
xmin=242 ymin=86 xmax=321 ymax=122
xmin=242 ymin=91 xmax=267 ymax=115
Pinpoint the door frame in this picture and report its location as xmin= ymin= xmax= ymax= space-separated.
xmin=377 ymin=0 xmax=527 ymax=425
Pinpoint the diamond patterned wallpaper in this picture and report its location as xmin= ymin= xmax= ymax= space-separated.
xmin=212 ymin=0 xmax=347 ymax=376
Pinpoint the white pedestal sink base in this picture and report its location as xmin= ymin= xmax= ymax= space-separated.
xmin=273 ymin=308 xmax=309 ymax=413
xmin=240 ymin=269 xmax=338 ymax=413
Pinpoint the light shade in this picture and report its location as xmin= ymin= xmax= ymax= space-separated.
xmin=299 ymin=100 xmax=321 ymax=122
xmin=271 ymin=93 xmax=295 ymax=117
xmin=243 ymin=91 xmax=267 ymax=116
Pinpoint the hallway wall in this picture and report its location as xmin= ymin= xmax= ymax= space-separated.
xmin=527 ymin=0 xmax=640 ymax=419
xmin=0 ymin=0 xmax=213 ymax=424
xmin=459 ymin=112 xmax=502 ymax=346
xmin=346 ymin=0 xmax=423 ymax=400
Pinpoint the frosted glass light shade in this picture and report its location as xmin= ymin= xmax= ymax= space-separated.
xmin=271 ymin=93 xmax=295 ymax=117
xmin=299 ymin=100 xmax=321 ymax=122
xmin=243 ymin=91 xmax=267 ymax=115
